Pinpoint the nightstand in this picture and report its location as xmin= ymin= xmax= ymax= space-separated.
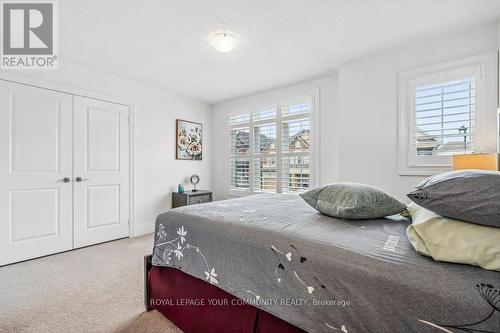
xmin=172 ymin=190 xmax=213 ymax=208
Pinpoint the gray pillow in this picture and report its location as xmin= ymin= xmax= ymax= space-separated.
xmin=407 ymin=170 xmax=500 ymax=228
xmin=300 ymin=183 xmax=407 ymax=219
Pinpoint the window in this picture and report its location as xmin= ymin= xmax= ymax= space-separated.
xmin=229 ymin=98 xmax=314 ymax=194
xmin=415 ymin=77 xmax=475 ymax=157
xmin=398 ymin=53 xmax=497 ymax=175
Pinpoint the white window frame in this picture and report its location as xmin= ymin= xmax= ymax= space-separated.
xmin=228 ymin=90 xmax=320 ymax=196
xmin=398 ymin=52 xmax=498 ymax=176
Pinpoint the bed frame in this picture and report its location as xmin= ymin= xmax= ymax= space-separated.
xmin=144 ymin=255 xmax=153 ymax=311
xmin=143 ymin=254 xmax=305 ymax=333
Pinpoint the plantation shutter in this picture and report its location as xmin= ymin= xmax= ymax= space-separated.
xmin=229 ymin=115 xmax=250 ymax=191
xmin=229 ymin=99 xmax=312 ymax=194
xmin=415 ymin=77 xmax=475 ymax=156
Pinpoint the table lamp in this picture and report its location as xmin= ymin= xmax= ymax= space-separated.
xmin=452 ymin=153 xmax=500 ymax=171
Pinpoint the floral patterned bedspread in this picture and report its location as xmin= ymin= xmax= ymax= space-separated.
xmin=152 ymin=194 xmax=500 ymax=333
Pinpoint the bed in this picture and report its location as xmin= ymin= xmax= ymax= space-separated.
xmin=146 ymin=194 xmax=500 ymax=333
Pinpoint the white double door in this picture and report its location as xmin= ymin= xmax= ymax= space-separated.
xmin=0 ymin=81 xmax=130 ymax=266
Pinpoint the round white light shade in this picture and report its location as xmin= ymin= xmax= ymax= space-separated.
xmin=209 ymin=32 xmax=240 ymax=52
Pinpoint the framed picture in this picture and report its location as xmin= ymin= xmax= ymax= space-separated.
xmin=176 ymin=119 xmax=203 ymax=160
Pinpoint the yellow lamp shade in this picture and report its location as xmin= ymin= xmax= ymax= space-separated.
xmin=452 ymin=153 xmax=500 ymax=171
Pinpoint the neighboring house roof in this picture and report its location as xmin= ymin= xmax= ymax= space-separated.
xmin=441 ymin=141 xmax=468 ymax=152
xmin=260 ymin=129 xmax=310 ymax=153
xmin=416 ymin=127 xmax=439 ymax=150
xmin=416 ymin=127 xmax=468 ymax=152
xmin=234 ymin=129 xmax=310 ymax=153
xmin=289 ymin=129 xmax=310 ymax=149
xmin=258 ymin=133 xmax=274 ymax=152
xmin=235 ymin=131 xmax=272 ymax=152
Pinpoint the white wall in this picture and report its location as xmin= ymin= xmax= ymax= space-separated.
xmin=212 ymin=23 xmax=498 ymax=201
xmin=337 ymin=23 xmax=498 ymax=199
xmin=9 ymin=60 xmax=213 ymax=236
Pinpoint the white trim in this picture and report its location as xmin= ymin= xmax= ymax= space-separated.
xmin=0 ymin=71 xmax=136 ymax=238
xmin=275 ymin=106 xmax=283 ymax=193
xmin=128 ymin=104 xmax=135 ymax=238
xmin=398 ymin=52 xmax=498 ymax=175
xmin=248 ymin=113 xmax=254 ymax=193
xmin=310 ymin=88 xmax=321 ymax=187
xmin=228 ymin=189 xmax=253 ymax=197
xmin=0 ymin=72 xmax=133 ymax=106
xmin=498 ymin=108 xmax=500 ymax=153
xmin=133 ymin=222 xmax=154 ymax=237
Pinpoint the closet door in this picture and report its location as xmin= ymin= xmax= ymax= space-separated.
xmin=0 ymin=81 xmax=73 ymax=266
xmin=73 ymin=96 xmax=130 ymax=248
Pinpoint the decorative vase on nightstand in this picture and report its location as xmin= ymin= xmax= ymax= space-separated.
xmin=178 ymin=184 xmax=185 ymax=193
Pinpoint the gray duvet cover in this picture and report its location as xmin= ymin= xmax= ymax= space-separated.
xmin=152 ymin=194 xmax=500 ymax=333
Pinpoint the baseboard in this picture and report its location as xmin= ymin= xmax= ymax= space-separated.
xmin=133 ymin=222 xmax=155 ymax=237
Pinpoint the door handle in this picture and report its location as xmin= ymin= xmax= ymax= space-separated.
xmin=61 ymin=177 xmax=71 ymax=183
xmin=75 ymin=177 xmax=89 ymax=182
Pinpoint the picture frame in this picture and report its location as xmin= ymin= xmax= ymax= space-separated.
xmin=176 ymin=119 xmax=203 ymax=160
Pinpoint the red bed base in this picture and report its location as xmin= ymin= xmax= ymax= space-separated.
xmin=147 ymin=263 xmax=305 ymax=333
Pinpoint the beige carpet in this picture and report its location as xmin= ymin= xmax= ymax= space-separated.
xmin=0 ymin=234 xmax=182 ymax=333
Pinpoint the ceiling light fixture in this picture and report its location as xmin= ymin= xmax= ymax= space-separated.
xmin=209 ymin=32 xmax=240 ymax=53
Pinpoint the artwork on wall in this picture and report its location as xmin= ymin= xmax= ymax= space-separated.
xmin=176 ymin=119 xmax=203 ymax=160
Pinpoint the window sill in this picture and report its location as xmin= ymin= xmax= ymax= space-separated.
xmin=228 ymin=190 xmax=253 ymax=198
xmin=228 ymin=190 xmax=306 ymax=197
xmin=398 ymin=166 xmax=451 ymax=176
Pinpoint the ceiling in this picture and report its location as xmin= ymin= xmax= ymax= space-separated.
xmin=60 ymin=0 xmax=500 ymax=104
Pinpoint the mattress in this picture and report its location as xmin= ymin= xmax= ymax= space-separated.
xmin=152 ymin=194 xmax=500 ymax=333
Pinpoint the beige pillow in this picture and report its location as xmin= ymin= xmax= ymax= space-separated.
xmin=406 ymin=202 xmax=500 ymax=271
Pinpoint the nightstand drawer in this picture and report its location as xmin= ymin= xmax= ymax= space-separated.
xmin=172 ymin=190 xmax=212 ymax=208
xmin=189 ymin=194 xmax=211 ymax=205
